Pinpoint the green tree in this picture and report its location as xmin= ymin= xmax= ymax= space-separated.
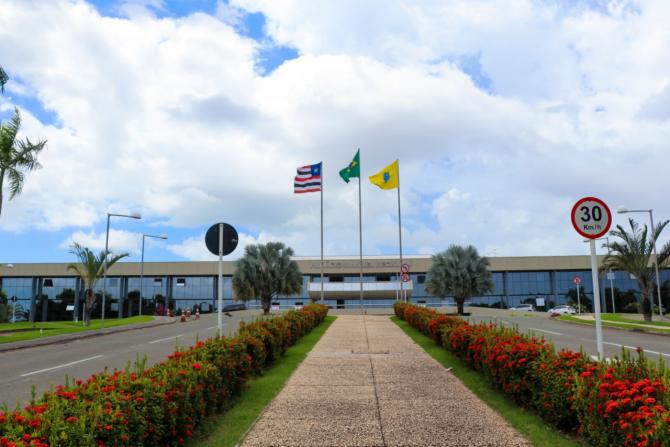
xmin=425 ymin=245 xmax=494 ymax=315
xmin=0 ymin=108 xmax=47 ymax=219
xmin=0 ymin=66 xmax=8 ymax=94
xmin=232 ymin=242 xmax=302 ymax=314
xmin=67 ymin=243 xmax=128 ymax=326
xmin=601 ymin=218 xmax=670 ymax=321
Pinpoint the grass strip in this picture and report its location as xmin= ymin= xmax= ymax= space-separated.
xmin=194 ymin=315 xmax=336 ymax=447
xmin=558 ymin=315 xmax=670 ymax=334
xmin=391 ymin=316 xmax=583 ymax=447
xmin=602 ymin=314 xmax=670 ymax=327
xmin=0 ymin=316 xmax=155 ymax=344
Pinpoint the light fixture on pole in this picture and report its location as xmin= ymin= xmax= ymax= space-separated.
xmin=139 ymin=233 xmax=168 ymax=316
xmin=584 ymin=236 xmax=616 ymax=313
xmin=101 ymin=212 xmax=141 ymax=327
xmin=617 ymin=207 xmax=664 ymax=317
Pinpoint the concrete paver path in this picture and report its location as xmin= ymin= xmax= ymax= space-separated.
xmin=242 ymin=315 xmax=531 ymax=447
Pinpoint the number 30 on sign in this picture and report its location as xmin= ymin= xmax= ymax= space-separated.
xmin=571 ymin=197 xmax=612 ymax=239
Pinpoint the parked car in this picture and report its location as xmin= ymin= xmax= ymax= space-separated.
xmin=222 ymin=303 xmax=247 ymax=312
xmin=548 ymin=305 xmax=576 ymax=315
xmin=510 ymin=304 xmax=535 ymax=312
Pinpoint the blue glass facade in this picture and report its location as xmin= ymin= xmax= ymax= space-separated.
xmin=3 ymin=265 xmax=670 ymax=318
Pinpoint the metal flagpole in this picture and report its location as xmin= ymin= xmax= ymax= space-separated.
xmin=397 ymin=161 xmax=404 ymax=302
xmin=358 ymin=153 xmax=363 ymax=311
xmin=320 ymin=163 xmax=324 ymax=303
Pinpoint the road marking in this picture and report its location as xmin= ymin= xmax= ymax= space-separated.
xmin=149 ymin=334 xmax=184 ymax=344
xmin=206 ymin=326 xmax=219 ymax=330
xmin=20 ymin=355 xmax=104 ymax=377
xmin=603 ymin=342 xmax=670 ymax=357
xmin=529 ymin=328 xmax=563 ymax=336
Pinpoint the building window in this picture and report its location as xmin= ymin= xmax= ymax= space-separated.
xmin=329 ymin=275 xmax=344 ymax=282
xmin=43 ymin=279 xmax=53 ymax=288
xmin=153 ymin=278 xmax=163 ymax=285
xmin=417 ymin=275 xmax=426 ymax=284
xmin=376 ymin=275 xmax=391 ymax=282
xmin=176 ymin=278 xmax=186 ymax=287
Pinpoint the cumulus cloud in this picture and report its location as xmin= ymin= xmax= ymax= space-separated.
xmin=61 ymin=229 xmax=142 ymax=254
xmin=1 ymin=0 xmax=670 ymax=261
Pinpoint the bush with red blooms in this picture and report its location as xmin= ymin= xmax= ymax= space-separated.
xmin=0 ymin=304 xmax=328 ymax=447
xmin=395 ymin=302 xmax=670 ymax=445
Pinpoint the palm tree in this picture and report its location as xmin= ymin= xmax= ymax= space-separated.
xmin=0 ymin=107 xmax=46 ymax=219
xmin=0 ymin=66 xmax=8 ymax=94
xmin=601 ymin=218 xmax=670 ymax=322
xmin=232 ymin=242 xmax=303 ymax=314
xmin=67 ymin=243 xmax=128 ymax=326
xmin=425 ymin=245 xmax=493 ymax=315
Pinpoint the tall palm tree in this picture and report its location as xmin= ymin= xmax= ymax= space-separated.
xmin=602 ymin=218 xmax=670 ymax=322
xmin=0 ymin=107 xmax=46 ymax=218
xmin=232 ymin=242 xmax=303 ymax=314
xmin=426 ymin=245 xmax=493 ymax=315
xmin=0 ymin=66 xmax=8 ymax=94
xmin=67 ymin=243 xmax=128 ymax=326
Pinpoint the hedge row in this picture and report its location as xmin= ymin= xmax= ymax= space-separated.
xmin=394 ymin=302 xmax=670 ymax=447
xmin=0 ymin=304 xmax=329 ymax=447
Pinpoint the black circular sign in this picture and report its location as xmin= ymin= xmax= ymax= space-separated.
xmin=205 ymin=223 xmax=239 ymax=256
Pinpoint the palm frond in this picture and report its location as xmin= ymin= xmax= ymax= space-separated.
xmin=0 ymin=66 xmax=8 ymax=94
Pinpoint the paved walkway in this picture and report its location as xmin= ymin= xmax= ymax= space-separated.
xmin=242 ymin=315 xmax=530 ymax=447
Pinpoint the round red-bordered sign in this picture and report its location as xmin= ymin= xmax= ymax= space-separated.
xmin=573 ymin=276 xmax=582 ymax=285
xmin=571 ymin=197 xmax=612 ymax=239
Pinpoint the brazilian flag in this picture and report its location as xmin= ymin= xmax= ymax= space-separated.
xmin=339 ymin=149 xmax=360 ymax=183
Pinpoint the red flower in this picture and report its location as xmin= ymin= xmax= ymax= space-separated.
xmin=193 ymin=363 xmax=202 ymax=371
xmin=66 ymin=416 xmax=78 ymax=423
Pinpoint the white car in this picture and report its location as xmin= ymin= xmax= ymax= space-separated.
xmin=548 ymin=305 xmax=576 ymax=315
xmin=510 ymin=304 xmax=535 ymax=312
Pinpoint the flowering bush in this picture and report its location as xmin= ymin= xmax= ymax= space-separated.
xmin=396 ymin=302 xmax=670 ymax=445
xmin=0 ymin=304 xmax=328 ymax=446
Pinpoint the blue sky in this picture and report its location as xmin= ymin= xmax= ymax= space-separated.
xmin=1 ymin=0 xmax=669 ymax=264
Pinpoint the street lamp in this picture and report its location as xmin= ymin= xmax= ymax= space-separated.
xmin=617 ymin=207 xmax=663 ymax=317
xmin=101 ymin=212 xmax=141 ymax=327
xmin=584 ymin=237 xmax=616 ymax=313
xmin=139 ymin=233 xmax=168 ymax=316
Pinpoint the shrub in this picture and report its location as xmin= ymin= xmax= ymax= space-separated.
xmin=0 ymin=304 xmax=328 ymax=446
xmin=396 ymin=302 xmax=670 ymax=445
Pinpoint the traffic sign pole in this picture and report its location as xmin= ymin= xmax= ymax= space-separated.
xmin=218 ymin=223 xmax=223 ymax=337
xmin=590 ymin=239 xmax=604 ymax=359
xmin=577 ymin=285 xmax=581 ymax=315
xmin=571 ymin=196 xmax=610 ymax=361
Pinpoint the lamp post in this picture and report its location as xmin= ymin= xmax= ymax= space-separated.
xmin=139 ymin=233 xmax=168 ymax=316
xmin=584 ymin=236 xmax=616 ymax=313
xmin=617 ymin=207 xmax=664 ymax=318
xmin=101 ymin=212 xmax=141 ymax=327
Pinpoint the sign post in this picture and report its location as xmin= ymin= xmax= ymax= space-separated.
xmin=205 ymin=223 xmax=239 ymax=337
xmin=571 ymin=197 xmax=612 ymax=359
xmin=401 ymin=264 xmax=410 ymax=302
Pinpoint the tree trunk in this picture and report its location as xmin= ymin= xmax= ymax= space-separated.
xmin=641 ymin=292 xmax=652 ymax=322
xmin=456 ymin=297 xmax=465 ymax=316
xmin=84 ymin=289 xmax=94 ymax=327
xmin=262 ymin=295 xmax=271 ymax=315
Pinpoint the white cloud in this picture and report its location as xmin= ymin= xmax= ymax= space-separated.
xmin=2 ymin=0 xmax=670 ymax=261
xmin=61 ymin=229 xmax=142 ymax=254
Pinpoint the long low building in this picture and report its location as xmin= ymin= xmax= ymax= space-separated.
xmin=0 ymin=255 xmax=666 ymax=322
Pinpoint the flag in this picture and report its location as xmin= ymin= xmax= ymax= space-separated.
xmin=339 ymin=149 xmax=360 ymax=183
xmin=369 ymin=160 xmax=399 ymax=189
xmin=294 ymin=162 xmax=322 ymax=193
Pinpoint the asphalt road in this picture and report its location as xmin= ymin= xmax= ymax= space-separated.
xmin=468 ymin=310 xmax=670 ymax=363
xmin=0 ymin=310 xmax=262 ymax=407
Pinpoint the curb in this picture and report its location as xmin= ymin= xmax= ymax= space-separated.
xmin=0 ymin=317 xmax=177 ymax=353
xmin=555 ymin=317 xmax=670 ymax=337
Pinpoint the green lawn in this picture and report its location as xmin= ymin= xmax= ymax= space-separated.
xmin=0 ymin=316 xmax=155 ymax=344
xmin=601 ymin=313 xmax=670 ymax=327
xmin=391 ymin=317 xmax=584 ymax=447
xmin=558 ymin=315 xmax=670 ymax=333
xmin=194 ymin=315 xmax=335 ymax=447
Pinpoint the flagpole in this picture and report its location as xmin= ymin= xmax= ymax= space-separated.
xmin=358 ymin=151 xmax=363 ymax=311
xmin=320 ymin=163 xmax=324 ymax=303
xmin=397 ymin=160 xmax=404 ymax=302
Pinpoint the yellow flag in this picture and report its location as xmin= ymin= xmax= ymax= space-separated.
xmin=369 ymin=160 xmax=399 ymax=189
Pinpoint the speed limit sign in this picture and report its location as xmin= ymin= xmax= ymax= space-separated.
xmin=571 ymin=197 xmax=612 ymax=239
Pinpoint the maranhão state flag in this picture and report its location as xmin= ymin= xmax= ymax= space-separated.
xmin=294 ymin=162 xmax=322 ymax=193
